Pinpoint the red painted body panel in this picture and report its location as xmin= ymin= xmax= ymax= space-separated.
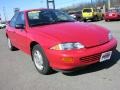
xmin=6 ymin=9 xmax=117 ymax=71
xmin=31 ymin=22 xmax=109 ymax=48
xmin=45 ymin=38 xmax=117 ymax=70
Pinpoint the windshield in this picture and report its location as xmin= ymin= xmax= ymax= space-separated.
xmin=83 ymin=9 xmax=92 ymax=13
xmin=27 ymin=9 xmax=75 ymax=26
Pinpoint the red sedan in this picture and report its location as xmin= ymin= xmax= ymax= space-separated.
xmin=104 ymin=8 xmax=120 ymax=21
xmin=6 ymin=9 xmax=117 ymax=75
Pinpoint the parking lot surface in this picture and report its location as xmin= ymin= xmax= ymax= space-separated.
xmin=0 ymin=21 xmax=120 ymax=90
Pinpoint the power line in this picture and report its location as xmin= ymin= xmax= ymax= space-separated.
xmin=55 ymin=0 xmax=82 ymax=6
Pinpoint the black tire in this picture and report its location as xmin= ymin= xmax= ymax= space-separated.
xmin=7 ymin=38 xmax=16 ymax=51
xmin=105 ymin=19 xmax=109 ymax=22
xmin=83 ymin=19 xmax=87 ymax=22
xmin=32 ymin=44 xmax=53 ymax=75
xmin=93 ymin=16 xmax=98 ymax=21
xmin=100 ymin=17 xmax=103 ymax=20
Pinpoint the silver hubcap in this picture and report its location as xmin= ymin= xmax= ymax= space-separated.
xmin=33 ymin=50 xmax=44 ymax=70
xmin=7 ymin=38 xmax=12 ymax=49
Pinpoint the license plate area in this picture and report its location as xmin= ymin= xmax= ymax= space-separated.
xmin=100 ymin=51 xmax=112 ymax=62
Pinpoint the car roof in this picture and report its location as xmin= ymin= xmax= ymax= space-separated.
xmin=20 ymin=8 xmax=54 ymax=13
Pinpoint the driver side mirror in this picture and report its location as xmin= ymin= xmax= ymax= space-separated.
xmin=15 ymin=24 xmax=25 ymax=29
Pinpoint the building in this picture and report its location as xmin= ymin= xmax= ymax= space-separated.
xmin=111 ymin=0 xmax=120 ymax=8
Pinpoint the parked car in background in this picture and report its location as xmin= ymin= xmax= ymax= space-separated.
xmin=68 ymin=11 xmax=82 ymax=21
xmin=82 ymin=8 xmax=103 ymax=22
xmin=104 ymin=8 xmax=120 ymax=21
xmin=0 ymin=22 xmax=6 ymax=29
xmin=69 ymin=13 xmax=76 ymax=19
xmin=6 ymin=9 xmax=117 ymax=75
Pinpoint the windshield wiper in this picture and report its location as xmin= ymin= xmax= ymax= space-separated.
xmin=50 ymin=20 xmax=75 ymax=24
xmin=57 ymin=20 xmax=75 ymax=23
xmin=30 ymin=22 xmax=51 ymax=27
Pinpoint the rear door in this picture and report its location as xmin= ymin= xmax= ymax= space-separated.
xmin=14 ymin=12 xmax=28 ymax=51
xmin=7 ymin=13 xmax=19 ymax=46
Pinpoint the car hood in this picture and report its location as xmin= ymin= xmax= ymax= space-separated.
xmin=32 ymin=22 xmax=109 ymax=48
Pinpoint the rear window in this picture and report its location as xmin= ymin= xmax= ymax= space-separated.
xmin=83 ymin=9 xmax=92 ymax=13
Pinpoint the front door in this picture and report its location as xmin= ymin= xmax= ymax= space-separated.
xmin=7 ymin=13 xmax=19 ymax=46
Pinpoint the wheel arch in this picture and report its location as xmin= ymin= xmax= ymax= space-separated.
xmin=6 ymin=33 xmax=8 ymax=38
xmin=30 ymin=41 xmax=39 ymax=52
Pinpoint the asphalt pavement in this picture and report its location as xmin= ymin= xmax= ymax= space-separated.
xmin=0 ymin=20 xmax=120 ymax=90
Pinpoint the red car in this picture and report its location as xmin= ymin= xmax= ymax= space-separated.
xmin=104 ymin=8 xmax=120 ymax=21
xmin=6 ymin=9 xmax=117 ymax=75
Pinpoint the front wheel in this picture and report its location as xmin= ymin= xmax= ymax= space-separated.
xmin=105 ymin=19 xmax=109 ymax=22
xmin=32 ymin=45 xmax=53 ymax=75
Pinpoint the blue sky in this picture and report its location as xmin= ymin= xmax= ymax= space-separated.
xmin=0 ymin=0 xmax=90 ymax=21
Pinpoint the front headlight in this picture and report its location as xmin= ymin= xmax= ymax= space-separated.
xmin=50 ymin=42 xmax=85 ymax=50
xmin=108 ymin=32 xmax=113 ymax=40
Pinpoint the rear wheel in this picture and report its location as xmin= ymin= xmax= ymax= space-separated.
xmin=83 ymin=19 xmax=87 ymax=22
xmin=7 ymin=38 xmax=16 ymax=51
xmin=93 ymin=16 xmax=98 ymax=21
xmin=32 ymin=45 xmax=53 ymax=75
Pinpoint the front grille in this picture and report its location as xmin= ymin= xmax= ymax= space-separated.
xmin=80 ymin=53 xmax=101 ymax=63
xmin=80 ymin=45 xmax=116 ymax=63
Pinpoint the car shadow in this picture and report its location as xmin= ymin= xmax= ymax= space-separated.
xmin=12 ymin=48 xmax=19 ymax=51
xmin=107 ymin=20 xmax=120 ymax=22
xmin=63 ymin=50 xmax=120 ymax=76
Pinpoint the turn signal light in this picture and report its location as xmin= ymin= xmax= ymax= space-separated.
xmin=62 ymin=57 xmax=74 ymax=63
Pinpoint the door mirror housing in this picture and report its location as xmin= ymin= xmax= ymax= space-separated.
xmin=15 ymin=24 xmax=25 ymax=29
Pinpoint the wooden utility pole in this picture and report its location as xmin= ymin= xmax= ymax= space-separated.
xmin=91 ymin=0 xmax=93 ymax=7
xmin=47 ymin=0 xmax=55 ymax=9
xmin=108 ymin=0 xmax=111 ymax=9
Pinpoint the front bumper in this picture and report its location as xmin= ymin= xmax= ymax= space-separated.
xmin=83 ymin=16 xmax=94 ymax=20
xmin=46 ymin=38 xmax=117 ymax=71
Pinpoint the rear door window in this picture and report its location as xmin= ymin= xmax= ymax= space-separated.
xmin=10 ymin=13 xmax=19 ymax=27
xmin=16 ymin=12 xmax=25 ymax=25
